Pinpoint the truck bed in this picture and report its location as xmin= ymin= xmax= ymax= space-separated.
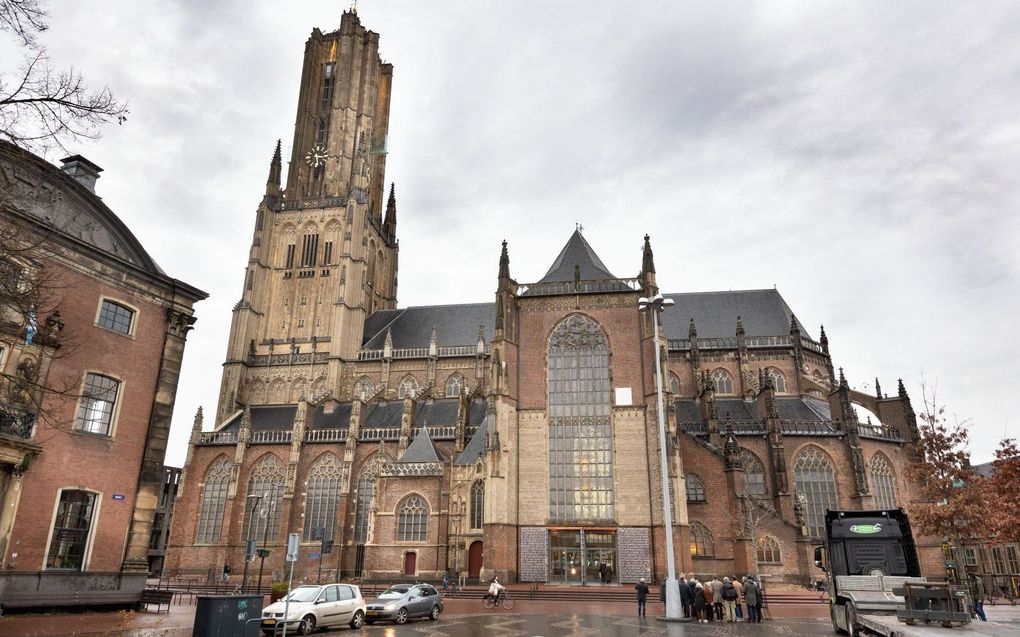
xmin=858 ymin=612 xmax=1020 ymax=637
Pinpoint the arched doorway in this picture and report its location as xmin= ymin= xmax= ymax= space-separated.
xmin=468 ymin=541 xmax=483 ymax=579
xmin=403 ymin=552 xmax=416 ymax=576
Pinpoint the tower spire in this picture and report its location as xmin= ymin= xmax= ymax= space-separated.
xmin=384 ymin=182 xmax=397 ymax=240
xmin=266 ymin=139 xmax=282 ymax=195
xmin=498 ymin=240 xmax=510 ymax=280
xmin=641 ymin=234 xmax=655 ymax=274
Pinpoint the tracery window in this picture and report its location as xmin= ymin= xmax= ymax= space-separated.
xmin=469 ymin=480 xmax=484 ymax=530
xmin=766 ymin=367 xmax=787 ymax=393
xmin=74 ymin=373 xmax=120 ymax=435
xmin=304 ymin=453 xmax=343 ymax=540
xmin=547 ymin=314 xmax=614 ymax=522
xmin=689 ymin=521 xmax=714 ymax=557
xmin=870 ymin=453 xmax=898 ymax=510
xmin=740 ymin=449 xmax=767 ymax=496
xmin=196 ymin=457 xmax=232 ymax=543
xmin=397 ymin=495 xmax=429 ymax=541
xmin=757 ymin=535 xmax=781 ymax=563
xmin=46 ymin=490 xmax=97 ymax=570
xmin=398 ymin=375 xmax=418 ymax=400
xmin=711 ymin=368 xmax=733 ymax=394
xmin=794 ymin=446 xmax=839 ymax=540
xmin=686 ymin=473 xmax=706 ymax=503
xmin=354 ymin=377 xmax=374 ymax=401
xmin=353 ymin=455 xmax=387 ymax=543
xmin=445 ymin=374 xmax=464 ymax=398
xmin=242 ymin=455 xmax=285 ymax=543
xmin=669 ymin=373 xmax=680 ymax=395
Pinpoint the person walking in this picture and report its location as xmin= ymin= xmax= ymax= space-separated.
xmin=733 ymin=575 xmax=744 ymax=620
xmin=635 ymin=578 xmax=649 ymax=617
xmin=744 ymin=575 xmax=760 ymax=623
xmin=703 ymin=579 xmax=715 ymax=622
xmin=971 ymin=575 xmax=987 ymax=622
xmin=721 ymin=577 xmax=738 ymax=622
xmin=678 ymin=577 xmax=692 ymax=619
xmin=693 ymin=582 xmax=707 ymax=623
xmin=710 ymin=576 xmax=724 ymax=621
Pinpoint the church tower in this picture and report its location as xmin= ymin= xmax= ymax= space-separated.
xmin=216 ymin=10 xmax=397 ymax=424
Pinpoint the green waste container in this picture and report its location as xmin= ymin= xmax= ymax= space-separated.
xmin=194 ymin=594 xmax=264 ymax=637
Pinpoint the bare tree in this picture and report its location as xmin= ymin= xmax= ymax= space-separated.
xmin=0 ymin=0 xmax=127 ymax=153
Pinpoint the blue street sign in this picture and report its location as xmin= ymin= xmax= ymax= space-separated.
xmin=308 ymin=553 xmax=321 ymax=559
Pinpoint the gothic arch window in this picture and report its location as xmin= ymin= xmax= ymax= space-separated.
xmin=303 ymin=453 xmax=343 ymax=540
xmin=196 ymin=456 xmax=232 ymax=543
xmin=766 ymin=367 xmax=787 ymax=393
xmin=469 ymin=480 xmax=484 ymax=530
xmin=740 ymin=449 xmax=767 ymax=496
xmin=269 ymin=379 xmax=287 ymax=403
xmin=686 ymin=473 xmax=706 ymax=502
xmin=711 ymin=368 xmax=734 ymax=395
xmin=290 ymin=378 xmax=307 ymax=402
xmin=353 ymin=454 xmax=387 ymax=543
xmin=242 ymin=454 xmax=286 ymax=543
xmin=445 ymin=373 xmax=464 ymax=398
xmin=757 ymin=535 xmax=781 ymax=563
xmin=547 ymin=314 xmax=614 ymax=522
xmin=794 ymin=446 xmax=839 ymax=540
xmin=397 ymin=494 xmax=429 ymax=541
xmin=398 ymin=376 xmax=418 ymax=400
xmin=669 ymin=372 xmax=680 ymax=395
xmin=248 ymin=379 xmax=265 ymax=403
xmin=311 ymin=377 xmax=327 ymax=401
xmin=689 ymin=521 xmax=715 ymax=557
xmin=354 ymin=376 xmax=374 ymax=401
xmin=871 ymin=453 xmax=898 ymax=510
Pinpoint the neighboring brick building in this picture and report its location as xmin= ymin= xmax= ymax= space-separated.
xmin=166 ymin=10 xmax=937 ymax=588
xmin=0 ymin=140 xmax=206 ymax=609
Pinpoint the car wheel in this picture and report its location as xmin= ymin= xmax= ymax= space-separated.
xmin=349 ymin=610 xmax=364 ymax=629
xmin=860 ymin=563 xmax=889 ymax=577
xmin=395 ymin=607 xmax=409 ymax=624
xmin=430 ymin=605 xmax=441 ymax=621
xmin=299 ymin=614 xmax=316 ymax=635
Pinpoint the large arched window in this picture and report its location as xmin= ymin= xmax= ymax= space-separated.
xmin=711 ymin=368 xmax=733 ymax=394
xmin=353 ymin=454 xmax=387 ymax=544
xmin=871 ymin=453 xmax=898 ymax=510
xmin=689 ymin=521 xmax=714 ymax=557
xmin=303 ymin=453 xmax=343 ymax=540
xmin=242 ymin=455 xmax=285 ymax=543
xmin=354 ymin=376 xmax=374 ymax=401
xmin=196 ymin=457 xmax=232 ymax=543
xmin=686 ymin=473 xmax=706 ymax=502
xmin=397 ymin=495 xmax=429 ymax=541
xmin=740 ymin=449 xmax=767 ymax=496
xmin=398 ymin=375 xmax=418 ymax=400
xmin=547 ymin=314 xmax=614 ymax=522
xmin=765 ymin=367 xmax=787 ymax=393
xmin=469 ymin=480 xmax=484 ymax=530
xmin=445 ymin=373 xmax=464 ymax=398
xmin=757 ymin=535 xmax=781 ymax=563
xmin=794 ymin=447 xmax=839 ymax=540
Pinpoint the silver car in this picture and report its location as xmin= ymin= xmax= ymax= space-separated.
xmin=260 ymin=583 xmax=366 ymax=634
xmin=364 ymin=583 xmax=443 ymax=625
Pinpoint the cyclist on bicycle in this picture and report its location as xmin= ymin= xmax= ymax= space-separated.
xmin=486 ymin=577 xmax=505 ymax=608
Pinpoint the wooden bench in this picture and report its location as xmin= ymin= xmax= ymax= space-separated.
xmin=140 ymin=588 xmax=175 ymax=613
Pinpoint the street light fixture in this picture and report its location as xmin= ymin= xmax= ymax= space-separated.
xmin=638 ymin=293 xmax=681 ymax=619
xmin=242 ymin=494 xmax=262 ymax=593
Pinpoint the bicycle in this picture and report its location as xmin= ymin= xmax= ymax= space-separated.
xmin=482 ymin=590 xmax=515 ymax=610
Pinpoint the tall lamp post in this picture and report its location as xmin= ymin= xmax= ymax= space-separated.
xmin=256 ymin=483 xmax=279 ymax=595
xmin=638 ymin=293 xmax=681 ymax=619
xmin=242 ymin=494 xmax=262 ymax=593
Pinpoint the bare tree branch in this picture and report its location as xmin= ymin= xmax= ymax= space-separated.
xmin=0 ymin=0 xmax=46 ymax=46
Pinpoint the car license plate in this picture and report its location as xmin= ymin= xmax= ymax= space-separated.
xmin=262 ymin=618 xmax=276 ymax=626
xmin=367 ymin=610 xmax=380 ymax=616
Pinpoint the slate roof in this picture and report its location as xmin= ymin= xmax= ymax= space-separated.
xmin=780 ymin=397 xmax=831 ymax=421
xmin=363 ymin=402 xmax=406 ymax=428
xmin=660 ymin=289 xmax=808 ymax=340
xmin=673 ymin=396 xmax=832 ymax=423
xmin=221 ymin=405 xmax=298 ymax=433
xmin=455 ymin=422 xmax=487 ymax=465
xmin=309 ymin=402 xmax=353 ymax=430
xmin=539 ymin=230 xmax=616 ymax=282
xmin=399 ymin=426 xmax=441 ymax=463
xmin=716 ymin=399 xmax=758 ymax=420
xmin=362 ymin=303 xmax=494 ymax=349
xmin=675 ymin=400 xmax=702 ymax=422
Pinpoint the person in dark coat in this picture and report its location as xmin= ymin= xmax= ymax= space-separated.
xmin=678 ymin=578 xmax=692 ymax=618
xmin=599 ymin=562 xmax=607 ymax=583
xmin=635 ymin=578 xmax=649 ymax=617
xmin=693 ymin=582 xmax=707 ymax=623
xmin=743 ymin=576 xmax=760 ymax=623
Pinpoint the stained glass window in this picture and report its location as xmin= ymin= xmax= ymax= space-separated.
xmin=445 ymin=374 xmax=464 ymax=398
xmin=304 ymin=453 xmax=343 ymax=540
xmin=353 ymin=454 xmax=387 ymax=543
xmin=766 ymin=367 xmax=786 ymax=393
xmin=470 ymin=480 xmax=484 ymax=530
xmin=398 ymin=495 xmax=428 ymax=541
xmin=870 ymin=453 xmax=898 ymax=510
xmin=689 ymin=521 xmax=714 ymax=557
xmin=740 ymin=449 xmax=767 ymax=496
xmin=547 ymin=314 xmax=614 ymax=522
xmin=795 ymin=446 xmax=839 ymax=540
xmin=757 ymin=535 xmax=781 ymax=563
xmin=242 ymin=455 xmax=285 ymax=543
xmin=196 ymin=457 xmax=231 ymax=543
xmin=711 ymin=368 xmax=733 ymax=394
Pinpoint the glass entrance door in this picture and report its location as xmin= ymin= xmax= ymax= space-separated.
xmin=548 ymin=529 xmax=616 ymax=584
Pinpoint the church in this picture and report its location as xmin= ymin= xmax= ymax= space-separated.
xmin=165 ymin=10 xmax=938 ymax=587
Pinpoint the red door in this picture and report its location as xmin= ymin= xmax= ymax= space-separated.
xmin=403 ymin=552 xmax=417 ymax=576
xmin=468 ymin=541 xmax=483 ymax=578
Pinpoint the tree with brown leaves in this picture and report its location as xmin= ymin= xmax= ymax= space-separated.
xmin=987 ymin=438 xmax=1020 ymax=543
xmin=0 ymin=0 xmax=127 ymax=153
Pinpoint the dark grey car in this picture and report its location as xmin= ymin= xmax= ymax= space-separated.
xmin=364 ymin=583 xmax=443 ymax=625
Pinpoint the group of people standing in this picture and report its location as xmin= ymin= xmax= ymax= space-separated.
xmin=638 ymin=573 xmax=764 ymax=622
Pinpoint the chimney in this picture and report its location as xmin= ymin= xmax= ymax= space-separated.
xmin=59 ymin=155 xmax=103 ymax=193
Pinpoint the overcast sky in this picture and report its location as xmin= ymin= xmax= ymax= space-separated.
xmin=11 ymin=1 xmax=1019 ymax=466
